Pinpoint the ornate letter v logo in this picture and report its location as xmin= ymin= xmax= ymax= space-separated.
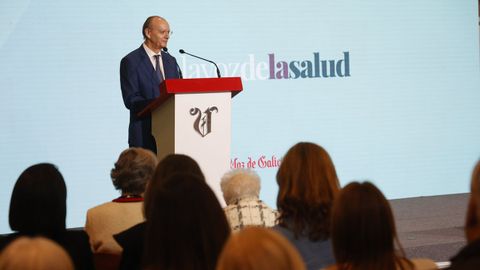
xmin=190 ymin=106 xmax=219 ymax=137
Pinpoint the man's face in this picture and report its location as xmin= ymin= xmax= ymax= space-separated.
xmin=145 ymin=18 xmax=171 ymax=52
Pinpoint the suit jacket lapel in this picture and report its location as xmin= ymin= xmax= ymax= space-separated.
xmin=162 ymin=53 xmax=173 ymax=79
xmin=138 ymin=45 xmax=161 ymax=86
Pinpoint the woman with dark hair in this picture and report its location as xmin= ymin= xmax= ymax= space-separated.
xmin=327 ymin=182 xmax=437 ymax=270
xmin=448 ymin=160 xmax=480 ymax=270
xmin=146 ymin=153 xmax=205 ymax=183
xmin=0 ymin=163 xmax=94 ymax=270
xmin=85 ymin=147 xmax=157 ymax=255
xmin=143 ymin=172 xmax=230 ymax=270
xmin=274 ymin=142 xmax=340 ymax=270
xmin=114 ymin=153 xmax=206 ymax=270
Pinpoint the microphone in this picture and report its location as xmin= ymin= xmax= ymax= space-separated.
xmin=179 ymin=49 xmax=221 ymax=78
xmin=162 ymin=47 xmax=183 ymax=79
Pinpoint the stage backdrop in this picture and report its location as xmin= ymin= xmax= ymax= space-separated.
xmin=0 ymin=0 xmax=479 ymax=233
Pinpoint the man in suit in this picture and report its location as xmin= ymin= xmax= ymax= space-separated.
xmin=120 ymin=16 xmax=181 ymax=153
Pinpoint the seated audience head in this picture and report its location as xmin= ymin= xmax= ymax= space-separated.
xmin=143 ymin=153 xmax=205 ymax=216
xmin=9 ymin=163 xmax=67 ymax=235
xmin=276 ymin=142 xmax=340 ymax=240
xmin=220 ymin=168 xmax=261 ymax=205
xmin=0 ymin=236 xmax=74 ymax=270
xmin=466 ymin=160 xmax=480 ymax=242
xmin=330 ymin=181 xmax=412 ymax=270
xmin=110 ymin=147 xmax=158 ymax=196
xmin=216 ymin=227 xmax=306 ymax=270
xmin=143 ymin=172 xmax=230 ymax=270
xmin=151 ymin=153 xmax=204 ymax=182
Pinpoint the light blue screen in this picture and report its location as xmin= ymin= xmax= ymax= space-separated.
xmin=0 ymin=0 xmax=479 ymax=233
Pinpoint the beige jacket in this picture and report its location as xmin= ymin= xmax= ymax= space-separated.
xmin=85 ymin=201 xmax=144 ymax=254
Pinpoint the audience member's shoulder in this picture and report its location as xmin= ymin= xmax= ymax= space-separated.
xmin=0 ymin=233 xmax=20 ymax=251
xmin=61 ymin=230 xmax=94 ymax=270
xmin=87 ymin=201 xmax=119 ymax=215
xmin=273 ymin=225 xmax=293 ymax=238
xmin=223 ymin=203 xmax=239 ymax=212
xmin=64 ymin=229 xmax=90 ymax=239
xmin=449 ymin=239 xmax=480 ymax=270
xmin=54 ymin=229 xmax=91 ymax=249
xmin=114 ymin=222 xmax=146 ymax=248
xmin=410 ymin=258 xmax=438 ymax=270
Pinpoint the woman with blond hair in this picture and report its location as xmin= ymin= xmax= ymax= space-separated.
xmin=327 ymin=181 xmax=437 ymax=270
xmin=216 ymin=227 xmax=305 ymax=270
xmin=0 ymin=236 xmax=74 ymax=270
xmin=274 ymin=142 xmax=340 ymax=270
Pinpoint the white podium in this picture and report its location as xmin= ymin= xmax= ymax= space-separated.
xmin=138 ymin=77 xmax=243 ymax=203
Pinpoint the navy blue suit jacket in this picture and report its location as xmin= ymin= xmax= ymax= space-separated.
xmin=120 ymin=45 xmax=180 ymax=152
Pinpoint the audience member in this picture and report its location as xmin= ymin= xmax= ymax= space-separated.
xmin=114 ymin=154 xmax=206 ymax=270
xmin=327 ymin=181 xmax=437 ymax=270
xmin=0 ymin=236 xmax=74 ymax=270
xmin=0 ymin=163 xmax=93 ymax=270
xmin=85 ymin=147 xmax=157 ymax=254
xmin=220 ymin=168 xmax=278 ymax=232
xmin=143 ymin=172 xmax=230 ymax=270
xmin=274 ymin=142 xmax=340 ymax=270
xmin=449 ymin=160 xmax=480 ymax=270
xmin=216 ymin=227 xmax=306 ymax=270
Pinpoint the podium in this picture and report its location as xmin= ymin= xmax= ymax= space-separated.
xmin=138 ymin=77 xmax=243 ymax=202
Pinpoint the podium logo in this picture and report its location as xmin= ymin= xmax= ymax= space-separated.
xmin=190 ymin=106 xmax=218 ymax=137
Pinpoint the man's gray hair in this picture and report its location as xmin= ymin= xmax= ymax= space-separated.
xmin=220 ymin=169 xmax=261 ymax=205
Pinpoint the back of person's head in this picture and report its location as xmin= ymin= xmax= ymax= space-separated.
xmin=0 ymin=236 xmax=74 ymax=270
xmin=216 ymin=227 xmax=306 ymax=270
xmin=465 ymin=160 xmax=480 ymax=242
xmin=220 ymin=169 xmax=261 ymax=205
xmin=331 ymin=181 xmax=412 ymax=270
xmin=143 ymin=173 xmax=230 ymax=270
xmin=9 ymin=163 xmax=66 ymax=235
xmin=110 ymin=147 xmax=158 ymax=195
xmin=276 ymin=142 xmax=340 ymax=241
xmin=143 ymin=154 xmax=205 ymax=216
xmin=152 ymin=153 xmax=204 ymax=181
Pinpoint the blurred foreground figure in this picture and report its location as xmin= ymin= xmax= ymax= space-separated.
xmin=449 ymin=160 xmax=480 ymax=270
xmin=0 ymin=236 xmax=74 ymax=270
xmin=216 ymin=227 xmax=306 ymax=270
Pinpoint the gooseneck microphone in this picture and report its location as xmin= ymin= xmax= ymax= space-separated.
xmin=179 ymin=49 xmax=221 ymax=78
xmin=162 ymin=47 xmax=183 ymax=79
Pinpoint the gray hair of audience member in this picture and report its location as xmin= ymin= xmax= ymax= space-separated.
xmin=110 ymin=147 xmax=158 ymax=195
xmin=220 ymin=169 xmax=261 ymax=205
xmin=0 ymin=236 xmax=74 ymax=270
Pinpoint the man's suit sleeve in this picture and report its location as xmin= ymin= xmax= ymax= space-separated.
xmin=120 ymin=56 xmax=153 ymax=114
